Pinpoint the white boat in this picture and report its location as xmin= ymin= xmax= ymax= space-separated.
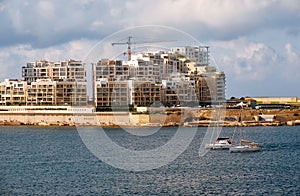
xmin=229 ymin=108 xmax=262 ymax=153
xmin=205 ymin=137 xmax=232 ymax=150
xmin=229 ymin=139 xmax=262 ymax=153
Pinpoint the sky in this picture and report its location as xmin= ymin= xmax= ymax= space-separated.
xmin=0 ymin=0 xmax=300 ymax=98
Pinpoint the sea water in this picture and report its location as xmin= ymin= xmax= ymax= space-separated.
xmin=0 ymin=126 xmax=299 ymax=195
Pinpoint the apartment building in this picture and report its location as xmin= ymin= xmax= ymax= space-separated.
xmin=96 ymin=59 xmax=129 ymax=81
xmin=0 ymin=79 xmax=27 ymax=106
xmin=27 ymin=79 xmax=56 ymax=106
xmin=162 ymin=56 xmax=180 ymax=79
xmin=200 ymin=71 xmax=226 ymax=102
xmin=4 ymin=46 xmax=224 ymax=108
xmin=171 ymin=46 xmax=210 ymax=65
xmin=161 ymin=76 xmax=198 ymax=107
xmin=23 ymin=59 xmax=86 ymax=82
xmin=195 ymin=77 xmax=211 ymax=105
xmin=131 ymin=80 xmax=161 ymax=107
xmin=129 ymin=59 xmax=161 ymax=82
xmin=25 ymin=79 xmax=87 ymax=106
xmin=95 ymin=79 xmax=130 ymax=108
xmin=95 ymin=79 xmax=162 ymax=109
xmin=56 ymin=80 xmax=88 ymax=106
xmin=94 ymin=47 xmax=226 ymax=108
xmin=96 ymin=57 xmax=161 ymax=82
xmin=22 ymin=60 xmax=51 ymax=82
xmin=0 ymin=59 xmax=89 ymax=107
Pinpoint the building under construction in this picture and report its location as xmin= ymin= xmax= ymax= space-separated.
xmin=0 ymin=45 xmax=226 ymax=109
xmin=94 ymin=46 xmax=226 ymax=110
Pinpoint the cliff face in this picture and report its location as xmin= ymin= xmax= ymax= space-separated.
xmin=148 ymin=108 xmax=300 ymax=126
xmin=224 ymin=109 xmax=300 ymax=122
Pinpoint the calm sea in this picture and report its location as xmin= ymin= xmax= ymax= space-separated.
xmin=0 ymin=126 xmax=299 ymax=195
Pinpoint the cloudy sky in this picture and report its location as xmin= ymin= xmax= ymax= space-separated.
xmin=1 ymin=0 xmax=300 ymax=98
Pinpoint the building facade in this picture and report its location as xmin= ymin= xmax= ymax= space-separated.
xmin=0 ymin=45 xmax=225 ymax=109
xmin=95 ymin=79 xmax=162 ymax=109
xmin=26 ymin=79 xmax=56 ymax=106
xmin=171 ymin=46 xmax=210 ymax=65
xmin=161 ymin=76 xmax=198 ymax=107
xmin=0 ymin=59 xmax=88 ymax=106
xmin=0 ymin=79 xmax=27 ymax=106
xmin=94 ymin=46 xmax=226 ymax=109
xmin=22 ymin=59 xmax=86 ymax=82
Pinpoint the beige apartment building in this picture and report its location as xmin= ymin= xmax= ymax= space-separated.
xmin=0 ymin=79 xmax=27 ymax=106
xmin=131 ymin=80 xmax=161 ymax=107
xmin=0 ymin=79 xmax=87 ymax=106
xmin=0 ymin=46 xmax=225 ymax=108
xmin=22 ymin=59 xmax=86 ymax=82
xmin=95 ymin=77 xmax=204 ymax=109
xmin=200 ymin=71 xmax=226 ymax=102
xmin=96 ymin=59 xmax=129 ymax=81
xmin=26 ymin=79 xmax=56 ymax=106
xmin=171 ymin=46 xmax=210 ymax=65
xmin=95 ymin=79 xmax=129 ymax=108
xmin=195 ymin=77 xmax=211 ymax=104
xmin=94 ymin=47 xmax=226 ymax=109
xmin=129 ymin=59 xmax=161 ymax=82
xmin=95 ymin=79 xmax=162 ymax=109
xmin=0 ymin=59 xmax=88 ymax=106
xmin=56 ymin=80 xmax=88 ymax=106
xmin=161 ymin=76 xmax=198 ymax=107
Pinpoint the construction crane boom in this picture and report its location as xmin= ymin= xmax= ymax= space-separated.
xmin=111 ymin=36 xmax=175 ymax=61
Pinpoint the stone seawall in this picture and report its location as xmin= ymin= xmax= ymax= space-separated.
xmin=0 ymin=111 xmax=149 ymax=127
xmin=0 ymin=112 xmax=112 ymax=126
xmin=0 ymin=108 xmax=299 ymax=127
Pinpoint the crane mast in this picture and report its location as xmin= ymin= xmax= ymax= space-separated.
xmin=111 ymin=36 xmax=133 ymax=60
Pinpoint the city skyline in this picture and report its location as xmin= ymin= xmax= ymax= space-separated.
xmin=1 ymin=0 xmax=300 ymax=98
xmin=0 ymin=48 xmax=226 ymax=108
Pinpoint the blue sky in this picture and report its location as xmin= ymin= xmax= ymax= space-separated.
xmin=0 ymin=0 xmax=300 ymax=98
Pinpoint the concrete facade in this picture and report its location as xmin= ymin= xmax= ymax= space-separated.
xmin=22 ymin=59 xmax=86 ymax=82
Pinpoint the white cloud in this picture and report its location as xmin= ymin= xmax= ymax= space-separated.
xmin=2 ymin=0 xmax=300 ymax=47
xmin=0 ymin=3 xmax=5 ymax=12
xmin=285 ymin=43 xmax=298 ymax=62
xmin=37 ymin=1 xmax=55 ymax=19
xmin=282 ymin=43 xmax=300 ymax=80
xmin=10 ymin=9 xmax=23 ymax=33
xmin=116 ymin=0 xmax=300 ymax=39
xmin=90 ymin=20 xmax=104 ymax=31
xmin=0 ymin=0 xmax=300 ymax=97
xmin=212 ymin=37 xmax=278 ymax=80
xmin=0 ymin=39 xmax=96 ymax=80
xmin=210 ymin=37 xmax=300 ymax=97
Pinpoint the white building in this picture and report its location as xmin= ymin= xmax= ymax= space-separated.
xmin=200 ymin=71 xmax=226 ymax=102
xmin=171 ymin=46 xmax=210 ymax=65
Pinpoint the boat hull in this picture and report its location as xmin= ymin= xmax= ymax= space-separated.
xmin=206 ymin=144 xmax=231 ymax=150
xmin=205 ymin=138 xmax=232 ymax=150
xmin=229 ymin=145 xmax=261 ymax=153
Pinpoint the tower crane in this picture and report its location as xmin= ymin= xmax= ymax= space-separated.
xmin=111 ymin=36 xmax=175 ymax=61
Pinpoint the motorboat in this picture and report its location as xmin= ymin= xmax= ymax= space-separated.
xmin=205 ymin=137 xmax=232 ymax=150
